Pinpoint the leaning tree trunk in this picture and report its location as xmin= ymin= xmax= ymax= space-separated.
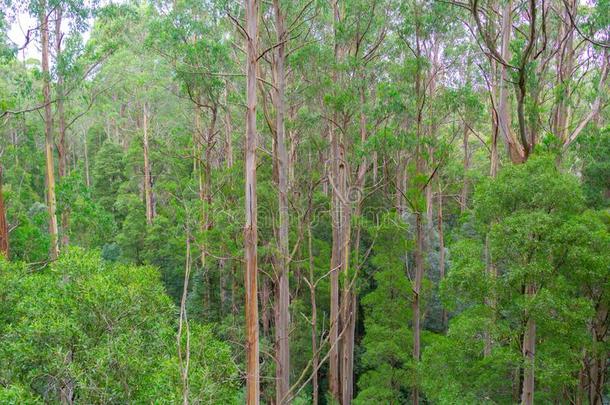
xmin=272 ymin=1 xmax=291 ymax=402
xmin=40 ymin=2 xmax=59 ymax=260
xmin=244 ymin=0 xmax=260 ymax=403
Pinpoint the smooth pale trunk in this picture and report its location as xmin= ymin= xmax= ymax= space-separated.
xmin=244 ymin=0 xmax=260 ymax=403
xmin=40 ymin=3 xmax=59 ymax=260
xmin=272 ymin=1 xmax=291 ymax=402
xmin=328 ymin=122 xmax=341 ymax=401
xmin=340 ymin=83 xmax=370 ymax=405
xmin=497 ymin=0 xmax=524 ymax=163
xmin=54 ymin=8 xmax=70 ymax=247
xmin=328 ymin=2 xmax=345 ymax=400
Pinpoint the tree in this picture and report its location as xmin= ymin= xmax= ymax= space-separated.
xmin=355 ymin=214 xmax=412 ymax=404
xmin=39 ymin=0 xmax=60 ymax=259
xmin=423 ymin=156 xmax=608 ymax=404
xmin=244 ymin=0 xmax=260 ymax=403
xmin=0 ymin=249 xmax=240 ymax=403
xmin=0 ymin=163 xmax=7 ymax=258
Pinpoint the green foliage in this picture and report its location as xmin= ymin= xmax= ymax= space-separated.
xmin=355 ymin=213 xmax=412 ymax=404
xmin=424 ymin=156 xmax=609 ymax=403
xmin=577 ymin=128 xmax=610 ymax=208
xmin=92 ymin=141 xmax=127 ymax=216
xmin=0 ymin=249 xmax=239 ymax=403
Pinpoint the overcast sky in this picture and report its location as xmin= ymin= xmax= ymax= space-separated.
xmin=6 ymin=2 xmax=108 ymax=62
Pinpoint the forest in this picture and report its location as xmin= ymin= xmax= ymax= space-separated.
xmin=0 ymin=0 xmax=608 ymax=403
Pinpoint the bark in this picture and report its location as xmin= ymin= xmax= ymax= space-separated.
xmin=142 ymin=102 xmax=154 ymax=226
xmin=244 ymin=0 xmax=260 ymax=402
xmin=328 ymin=121 xmax=342 ymax=402
xmin=497 ymin=0 xmax=525 ymax=164
xmin=0 ymin=165 xmax=8 ymax=259
xmin=412 ymin=26 xmax=425 ymax=404
xmin=425 ymin=180 xmax=434 ymax=225
xmin=54 ymin=8 xmax=70 ymax=247
xmin=340 ymin=81 xmax=369 ymax=405
xmin=272 ymin=1 xmax=291 ymax=402
xmin=55 ymin=8 xmax=66 ymax=179
xmin=261 ymin=275 xmax=271 ymax=337
xmin=488 ymin=6 xmax=499 ymax=178
xmin=328 ymin=2 xmax=346 ymax=400
xmin=41 ymin=3 xmax=60 ymax=260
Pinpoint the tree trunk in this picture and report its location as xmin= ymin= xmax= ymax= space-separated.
xmin=307 ymin=222 xmax=319 ymax=405
xmin=0 ymin=165 xmax=8 ymax=259
xmin=272 ymin=1 xmax=291 ymax=402
xmin=586 ymin=301 xmax=608 ymax=405
xmin=554 ymin=0 xmax=575 ymax=142
xmin=244 ymin=0 xmax=260 ymax=402
xmin=84 ymin=134 xmax=91 ymax=187
xmin=497 ymin=0 xmax=525 ymax=164
xmin=142 ymin=102 xmax=154 ymax=226
xmin=460 ymin=122 xmax=470 ymax=212
xmin=412 ymin=210 xmax=424 ymax=405
xmin=328 ymin=2 xmax=345 ymax=400
xmin=224 ymin=85 xmax=234 ymax=169
xmin=520 ymin=284 xmax=536 ymax=405
xmin=261 ymin=275 xmax=271 ymax=337
xmin=54 ymin=7 xmax=70 ymax=247
xmin=219 ymin=258 xmax=227 ymax=314
xmin=40 ymin=3 xmax=59 ymax=260
xmin=328 ymin=120 xmax=342 ymax=402
xmin=437 ymin=181 xmax=446 ymax=329
xmin=178 ymin=231 xmax=192 ymax=405
xmin=412 ymin=28 xmax=425 ymax=404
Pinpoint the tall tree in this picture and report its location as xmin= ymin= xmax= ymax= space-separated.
xmin=0 ymin=164 xmax=8 ymax=259
xmin=244 ymin=0 xmax=260 ymax=403
xmin=271 ymin=0 xmax=291 ymax=402
xmin=40 ymin=0 xmax=60 ymax=259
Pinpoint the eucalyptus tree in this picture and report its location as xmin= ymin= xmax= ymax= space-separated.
xmin=244 ymin=0 xmax=260 ymax=403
